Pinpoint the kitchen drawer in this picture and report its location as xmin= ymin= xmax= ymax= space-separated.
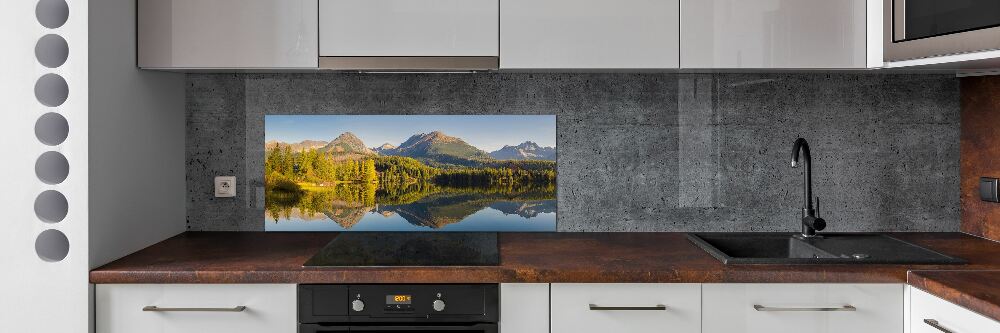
xmin=910 ymin=287 xmax=1000 ymax=333
xmin=550 ymin=283 xmax=700 ymax=333
xmin=96 ymin=284 xmax=296 ymax=333
xmin=703 ymin=283 xmax=903 ymax=333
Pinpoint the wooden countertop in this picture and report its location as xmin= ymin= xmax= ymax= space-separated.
xmin=90 ymin=232 xmax=1000 ymax=321
xmin=908 ymin=270 xmax=1000 ymax=322
xmin=90 ymin=232 xmax=1000 ymax=284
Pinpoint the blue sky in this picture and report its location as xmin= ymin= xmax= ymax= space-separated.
xmin=265 ymin=115 xmax=556 ymax=152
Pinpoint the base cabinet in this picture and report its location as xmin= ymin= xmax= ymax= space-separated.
xmin=95 ymin=283 xmax=1000 ymax=333
xmin=551 ymin=283 xmax=701 ymax=333
xmin=910 ymin=287 xmax=1000 ymax=333
xmin=500 ymin=283 xmax=549 ymax=333
xmin=96 ymin=284 xmax=296 ymax=333
xmin=702 ymin=284 xmax=903 ymax=333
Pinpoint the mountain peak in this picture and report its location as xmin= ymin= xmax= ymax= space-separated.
xmin=489 ymin=141 xmax=556 ymax=161
xmin=331 ymin=132 xmax=366 ymax=146
xmin=335 ymin=131 xmax=361 ymax=140
xmin=424 ymin=131 xmax=455 ymax=141
xmin=373 ymin=142 xmax=397 ymax=155
xmin=387 ymin=131 xmax=488 ymax=162
xmin=321 ymin=132 xmax=375 ymax=157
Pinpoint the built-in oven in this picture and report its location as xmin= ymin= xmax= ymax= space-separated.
xmin=885 ymin=0 xmax=1000 ymax=61
xmin=299 ymin=284 xmax=499 ymax=333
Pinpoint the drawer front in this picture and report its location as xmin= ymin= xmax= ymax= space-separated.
xmin=551 ymin=283 xmax=701 ymax=333
xmin=96 ymin=284 xmax=296 ymax=333
xmin=911 ymin=287 xmax=1000 ymax=333
xmin=703 ymin=283 xmax=903 ymax=333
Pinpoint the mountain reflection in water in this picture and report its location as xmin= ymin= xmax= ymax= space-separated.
xmin=265 ymin=183 xmax=556 ymax=232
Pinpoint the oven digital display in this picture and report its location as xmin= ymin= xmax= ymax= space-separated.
xmin=386 ymin=295 xmax=412 ymax=305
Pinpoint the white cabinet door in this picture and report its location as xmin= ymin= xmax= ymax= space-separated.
xmin=500 ymin=283 xmax=549 ymax=333
xmin=96 ymin=284 xmax=297 ymax=333
xmin=910 ymin=287 xmax=1000 ymax=333
xmin=319 ymin=0 xmax=499 ymax=57
xmin=551 ymin=283 xmax=700 ymax=333
xmin=137 ymin=0 xmax=318 ymax=69
xmin=681 ymin=0 xmax=869 ymax=68
xmin=702 ymin=283 xmax=903 ymax=333
xmin=501 ymin=0 xmax=680 ymax=69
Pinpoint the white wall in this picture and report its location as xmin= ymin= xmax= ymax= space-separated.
xmin=88 ymin=0 xmax=186 ymax=270
xmin=1 ymin=0 xmax=185 ymax=331
xmin=0 ymin=0 xmax=90 ymax=331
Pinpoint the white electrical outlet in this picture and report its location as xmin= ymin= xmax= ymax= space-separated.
xmin=215 ymin=176 xmax=236 ymax=198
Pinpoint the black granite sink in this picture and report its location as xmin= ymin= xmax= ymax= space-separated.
xmin=687 ymin=233 xmax=966 ymax=265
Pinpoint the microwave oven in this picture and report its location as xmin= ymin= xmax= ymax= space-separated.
xmin=885 ymin=0 xmax=1000 ymax=62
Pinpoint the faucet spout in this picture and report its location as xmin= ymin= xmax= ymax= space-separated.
xmin=791 ymin=138 xmax=813 ymax=212
xmin=791 ymin=138 xmax=825 ymax=237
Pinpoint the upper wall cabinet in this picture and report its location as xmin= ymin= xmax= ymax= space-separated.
xmin=138 ymin=0 xmax=318 ymax=69
xmin=500 ymin=0 xmax=680 ymax=69
xmin=681 ymin=0 xmax=878 ymax=69
xmin=319 ymin=0 xmax=500 ymax=70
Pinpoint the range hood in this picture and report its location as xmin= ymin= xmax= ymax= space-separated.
xmin=318 ymin=56 xmax=499 ymax=72
xmin=318 ymin=0 xmax=500 ymax=72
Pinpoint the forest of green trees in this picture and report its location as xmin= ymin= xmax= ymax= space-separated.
xmin=264 ymin=145 xmax=557 ymax=204
xmin=265 ymin=145 xmax=378 ymax=187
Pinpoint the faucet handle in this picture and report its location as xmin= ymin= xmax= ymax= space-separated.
xmin=815 ymin=196 xmax=820 ymax=218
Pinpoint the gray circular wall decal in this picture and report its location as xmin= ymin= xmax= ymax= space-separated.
xmin=35 ymin=151 xmax=70 ymax=184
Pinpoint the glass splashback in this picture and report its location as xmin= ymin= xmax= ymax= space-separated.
xmin=263 ymin=115 xmax=557 ymax=232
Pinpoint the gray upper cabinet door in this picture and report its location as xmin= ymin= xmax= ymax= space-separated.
xmin=138 ymin=0 xmax=318 ymax=69
xmin=681 ymin=0 xmax=874 ymax=69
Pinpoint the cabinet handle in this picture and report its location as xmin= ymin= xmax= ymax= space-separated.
xmin=923 ymin=319 xmax=954 ymax=333
xmin=753 ymin=305 xmax=856 ymax=312
xmin=142 ymin=306 xmax=247 ymax=312
xmin=588 ymin=304 xmax=667 ymax=311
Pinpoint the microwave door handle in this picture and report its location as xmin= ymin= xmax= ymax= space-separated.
xmin=893 ymin=0 xmax=906 ymax=41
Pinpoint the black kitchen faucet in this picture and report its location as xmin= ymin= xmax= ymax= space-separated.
xmin=791 ymin=138 xmax=826 ymax=237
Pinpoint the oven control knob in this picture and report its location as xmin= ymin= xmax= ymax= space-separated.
xmin=432 ymin=299 xmax=446 ymax=312
xmin=351 ymin=299 xmax=365 ymax=312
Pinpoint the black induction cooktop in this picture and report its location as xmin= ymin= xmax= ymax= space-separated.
xmin=303 ymin=232 xmax=500 ymax=267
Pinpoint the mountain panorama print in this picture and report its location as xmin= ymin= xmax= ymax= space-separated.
xmin=264 ymin=115 xmax=557 ymax=232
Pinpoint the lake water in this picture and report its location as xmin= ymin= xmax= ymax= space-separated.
xmin=264 ymin=184 xmax=556 ymax=232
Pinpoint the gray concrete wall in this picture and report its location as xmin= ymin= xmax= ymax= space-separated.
xmin=186 ymin=73 xmax=960 ymax=232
